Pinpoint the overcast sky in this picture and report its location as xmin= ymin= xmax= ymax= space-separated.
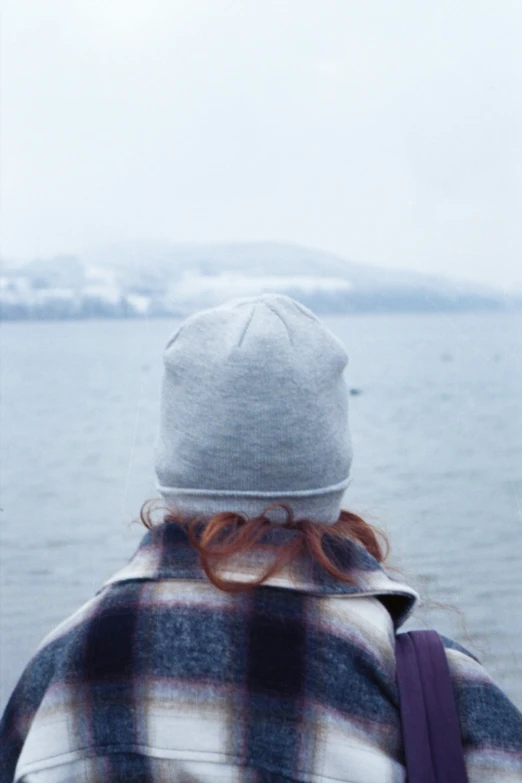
xmin=1 ymin=0 xmax=521 ymax=288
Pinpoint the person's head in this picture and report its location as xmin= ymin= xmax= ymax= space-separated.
xmin=143 ymin=293 xmax=388 ymax=589
xmin=154 ymin=293 xmax=353 ymax=523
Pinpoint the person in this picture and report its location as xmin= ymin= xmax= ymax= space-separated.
xmin=1 ymin=292 xmax=521 ymax=782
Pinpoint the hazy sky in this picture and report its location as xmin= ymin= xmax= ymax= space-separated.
xmin=2 ymin=0 xmax=521 ymax=287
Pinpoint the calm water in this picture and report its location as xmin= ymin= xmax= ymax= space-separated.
xmin=1 ymin=312 xmax=521 ymax=711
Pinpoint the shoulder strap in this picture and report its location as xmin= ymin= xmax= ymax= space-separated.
xmin=395 ymin=630 xmax=469 ymax=783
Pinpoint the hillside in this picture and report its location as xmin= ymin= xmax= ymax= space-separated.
xmin=0 ymin=241 xmax=517 ymax=319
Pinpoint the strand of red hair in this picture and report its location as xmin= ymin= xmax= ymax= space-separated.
xmin=140 ymin=500 xmax=389 ymax=593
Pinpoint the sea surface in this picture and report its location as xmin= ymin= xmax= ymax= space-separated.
xmin=1 ymin=312 xmax=521 ymax=711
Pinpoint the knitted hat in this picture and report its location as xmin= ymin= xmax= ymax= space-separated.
xmin=154 ymin=293 xmax=353 ymax=523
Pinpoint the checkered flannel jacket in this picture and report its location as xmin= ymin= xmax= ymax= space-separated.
xmin=1 ymin=521 xmax=522 ymax=782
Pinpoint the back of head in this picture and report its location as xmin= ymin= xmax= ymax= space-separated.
xmin=155 ymin=293 xmax=353 ymax=524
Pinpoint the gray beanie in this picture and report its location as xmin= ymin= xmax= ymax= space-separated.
xmin=154 ymin=293 xmax=353 ymax=524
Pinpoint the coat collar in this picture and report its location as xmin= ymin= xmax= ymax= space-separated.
xmin=102 ymin=522 xmax=419 ymax=629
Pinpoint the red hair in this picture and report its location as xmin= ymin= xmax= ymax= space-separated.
xmin=140 ymin=500 xmax=389 ymax=593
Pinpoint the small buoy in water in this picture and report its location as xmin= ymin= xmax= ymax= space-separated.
xmin=349 ymin=388 xmax=362 ymax=396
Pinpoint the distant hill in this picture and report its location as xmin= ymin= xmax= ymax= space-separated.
xmin=0 ymin=241 xmax=519 ymax=320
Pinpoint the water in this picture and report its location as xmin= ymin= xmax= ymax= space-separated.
xmin=1 ymin=312 xmax=521 ymax=711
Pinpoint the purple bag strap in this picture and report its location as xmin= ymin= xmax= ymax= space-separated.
xmin=395 ymin=630 xmax=469 ymax=783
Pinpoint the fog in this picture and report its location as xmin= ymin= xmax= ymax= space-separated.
xmin=2 ymin=0 xmax=521 ymax=288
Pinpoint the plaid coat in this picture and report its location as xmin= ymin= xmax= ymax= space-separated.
xmin=1 ymin=522 xmax=521 ymax=782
